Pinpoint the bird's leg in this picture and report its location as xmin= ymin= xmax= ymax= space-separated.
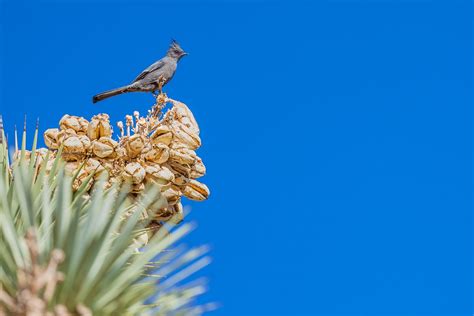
xmin=158 ymin=76 xmax=165 ymax=95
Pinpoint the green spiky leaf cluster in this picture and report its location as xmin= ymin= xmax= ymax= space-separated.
xmin=0 ymin=127 xmax=214 ymax=315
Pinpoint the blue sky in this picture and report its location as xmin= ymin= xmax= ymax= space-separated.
xmin=0 ymin=0 xmax=472 ymax=315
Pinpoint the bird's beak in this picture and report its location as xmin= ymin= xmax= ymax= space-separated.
xmin=183 ymin=52 xmax=189 ymax=56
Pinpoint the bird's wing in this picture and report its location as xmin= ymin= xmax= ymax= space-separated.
xmin=132 ymin=59 xmax=165 ymax=83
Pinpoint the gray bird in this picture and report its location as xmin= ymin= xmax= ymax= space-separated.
xmin=92 ymin=40 xmax=188 ymax=103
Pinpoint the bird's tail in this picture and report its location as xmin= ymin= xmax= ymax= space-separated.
xmin=92 ymin=85 xmax=132 ymax=103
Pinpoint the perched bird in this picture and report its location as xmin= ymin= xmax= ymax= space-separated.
xmin=92 ymin=40 xmax=188 ymax=103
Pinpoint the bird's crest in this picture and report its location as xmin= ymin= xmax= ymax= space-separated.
xmin=170 ymin=39 xmax=182 ymax=50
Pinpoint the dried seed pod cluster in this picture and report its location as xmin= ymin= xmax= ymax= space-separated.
xmin=31 ymin=96 xmax=209 ymax=224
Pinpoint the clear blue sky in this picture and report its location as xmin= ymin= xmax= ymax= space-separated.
xmin=0 ymin=0 xmax=472 ymax=315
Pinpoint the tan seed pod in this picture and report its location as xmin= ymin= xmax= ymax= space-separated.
xmin=62 ymin=136 xmax=87 ymax=161
xmin=78 ymin=135 xmax=91 ymax=152
xmin=73 ymin=169 xmax=93 ymax=191
xmin=64 ymin=161 xmax=81 ymax=176
xmin=172 ymin=173 xmax=190 ymax=186
xmin=190 ymin=156 xmax=206 ymax=178
xmin=125 ymin=134 xmax=146 ymax=158
xmin=168 ymin=201 xmax=184 ymax=224
xmin=169 ymin=146 xmax=196 ymax=165
xmin=145 ymin=163 xmax=175 ymax=186
xmin=33 ymin=148 xmax=50 ymax=168
xmin=165 ymin=161 xmax=192 ymax=178
xmin=84 ymin=158 xmax=107 ymax=179
xmin=171 ymin=100 xmax=200 ymax=135
xmin=170 ymin=120 xmax=201 ymax=150
xmin=92 ymin=137 xmax=118 ymax=158
xmin=154 ymin=205 xmax=176 ymax=222
xmin=162 ymin=185 xmax=182 ymax=205
xmin=123 ymin=162 xmax=146 ymax=184
xmin=59 ymin=115 xmax=89 ymax=134
xmin=143 ymin=143 xmax=169 ymax=164
xmin=183 ymin=179 xmax=210 ymax=201
xmin=44 ymin=128 xmax=61 ymax=149
xmin=150 ymin=125 xmax=173 ymax=145
xmin=87 ymin=114 xmax=112 ymax=140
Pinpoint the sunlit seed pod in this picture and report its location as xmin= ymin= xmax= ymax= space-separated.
xmin=183 ymin=179 xmax=210 ymax=201
xmin=123 ymin=162 xmax=146 ymax=184
xmin=84 ymin=158 xmax=107 ymax=180
xmin=172 ymin=173 xmax=190 ymax=186
xmin=171 ymin=100 xmax=200 ymax=135
xmin=87 ymin=113 xmax=112 ymax=140
xmin=169 ymin=147 xmax=196 ymax=165
xmin=44 ymin=128 xmax=61 ymax=149
xmin=170 ymin=120 xmax=201 ymax=150
xmin=92 ymin=137 xmax=118 ymax=158
xmin=150 ymin=125 xmax=173 ymax=145
xmin=190 ymin=156 xmax=206 ymax=179
xmin=143 ymin=143 xmax=170 ymax=164
xmin=62 ymin=136 xmax=87 ymax=161
xmin=145 ymin=163 xmax=175 ymax=185
xmin=72 ymin=169 xmax=93 ymax=191
xmin=168 ymin=201 xmax=184 ymax=224
xmin=153 ymin=205 xmax=176 ymax=222
xmin=33 ymin=148 xmax=50 ymax=168
xmin=78 ymin=135 xmax=91 ymax=152
xmin=162 ymin=186 xmax=181 ymax=205
xmin=165 ymin=161 xmax=192 ymax=178
xmin=64 ymin=161 xmax=81 ymax=176
xmin=116 ymin=146 xmax=127 ymax=160
xmin=59 ymin=115 xmax=89 ymax=134
xmin=125 ymin=134 xmax=146 ymax=158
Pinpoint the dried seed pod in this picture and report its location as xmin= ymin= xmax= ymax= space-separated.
xmin=92 ymin=137 xmax=118 ymax=158
xmin=171 ymin=100 xmax=200 ymax=135
xmin=170 ymin=120 xmax=201 ymax=150
xmin=183 ymin=179 xmax=210 ymax=201
xmin=44 ymin=128 xmax=61 ymax=149
xmin=73 ymin=168 xmax=93 ymax=191
xmin=169 ymin=146 xmax=196 ymax=165
xmin=123 ymin=162 xmax=146 ymax=184
xmin=172 ymin=173 xmax=189 ymax=186
xmin=162 ymin=185 xmax=182 ymax=205
xmin=78 ymin=135 xmax=91 ymax=151
xmin=33 ymin=148 xmax=50 ymax=168
xmin=125 ymin=134 xmax=146 ymax=158
xmin=154 ymin=205 xmax=176 ymax=222
xmin=190 ymin=156 xmax=206 ymax=178
xmin=84 ymin=158 xmax=107 ymax=179
xmin=150 ymin=125 xmax=173 ymax=145
xmin=87 ymin=114 xmax=112 ymax=140
xmin=145 ymin=163 xmax=175 ymax=186
xmin=143 ymin=143 xmax=169 ymax=164
xmin=165 ymin=161 xmax=192 ymax=178
xmin=62 ymin=135 xmax=87 ymax=161
xmin=64 ymin=161 xmax=81 ymax=176
xmin=168 ymin=201 xmax=184 ymax=224
xmin=59 ymin=115 xmax=89 ymax=134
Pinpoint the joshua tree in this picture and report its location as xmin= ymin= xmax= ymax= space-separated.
xmin=0 ymin=96 xmax=213 ymax=315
